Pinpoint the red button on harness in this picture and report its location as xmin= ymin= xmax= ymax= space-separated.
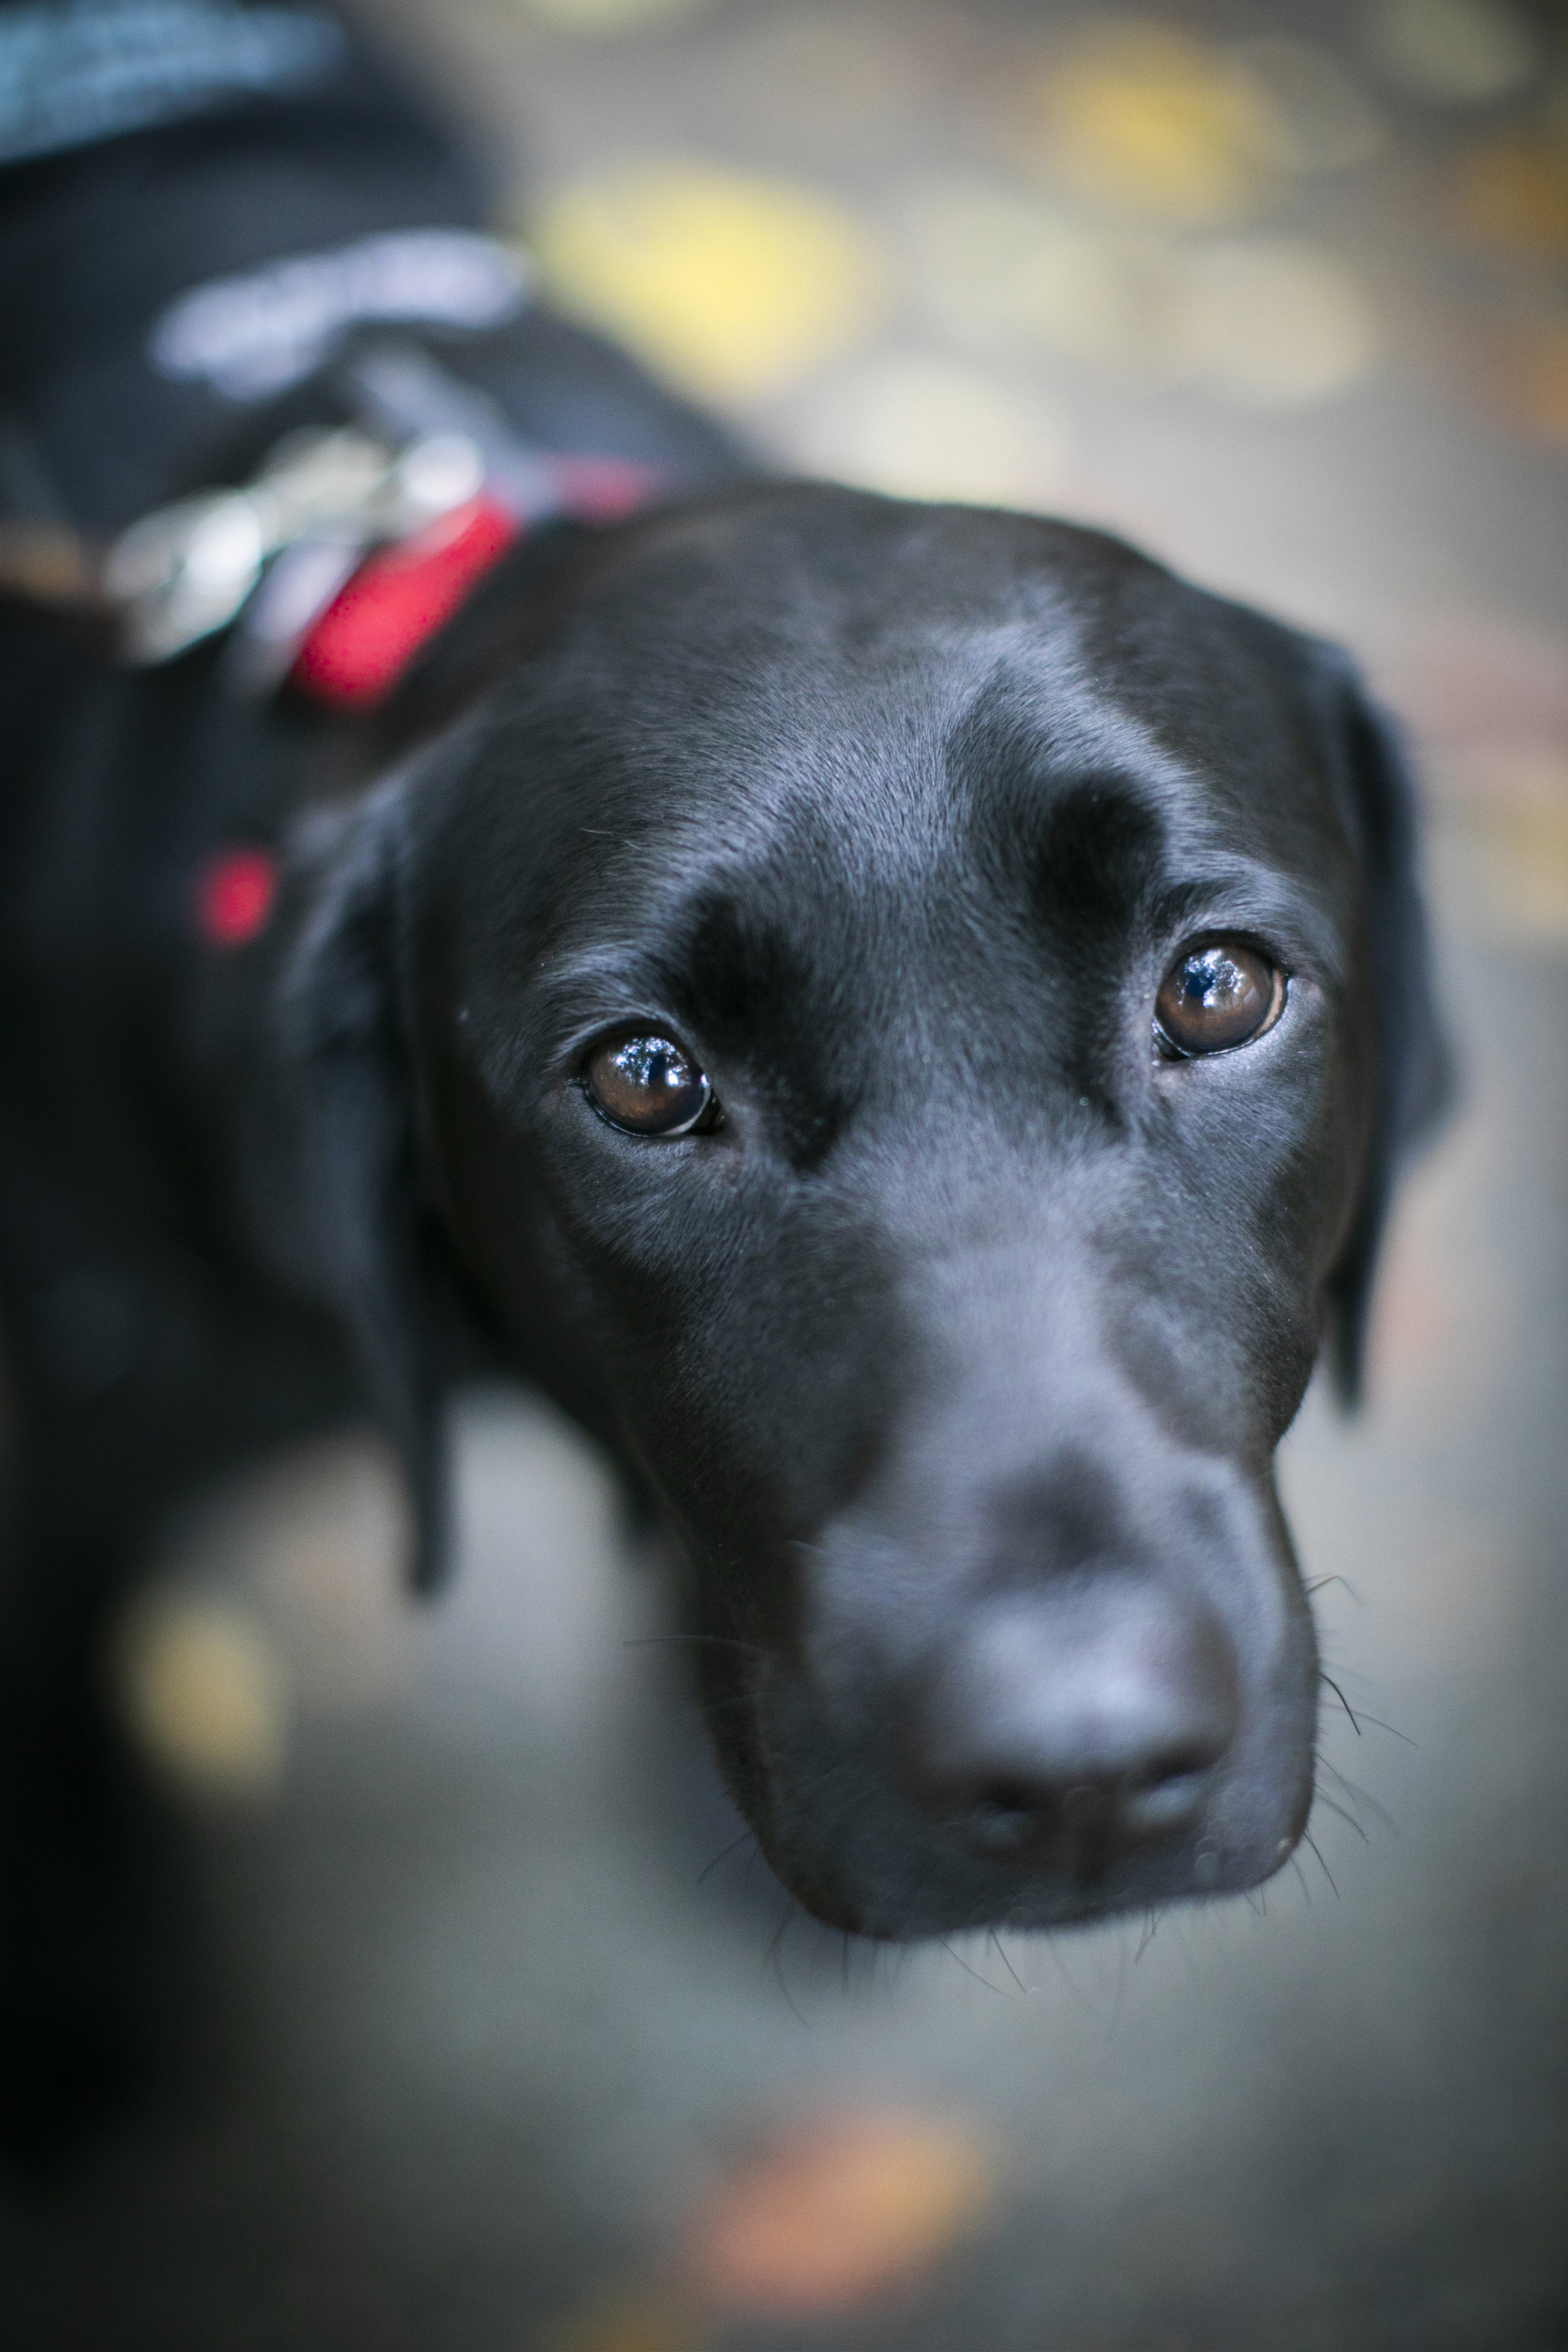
xmin=195 ymin=846 xmax=278 ymax=947
xmin=194 ymin=453 xmax=659 ymax=951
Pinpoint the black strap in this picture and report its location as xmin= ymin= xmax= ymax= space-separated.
xmin=0 ymin=1 xmax=489 ymax=533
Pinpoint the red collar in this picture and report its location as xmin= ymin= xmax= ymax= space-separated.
xmin=289 ymin=453 xmax=656 ymax=710
xmin=193 ymin=448 xmax=659 ymax=952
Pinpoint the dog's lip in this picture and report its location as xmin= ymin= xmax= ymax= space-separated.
xmin=746 ymin=1823 xmax=1270 ymax=1940
xmin=692 ymin=1583 xmax=1314 ymax=1936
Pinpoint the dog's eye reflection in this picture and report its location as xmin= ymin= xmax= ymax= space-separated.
xmin=584 ymin=1031 xmax=718 ymax=1136
xmin=1156 ymin=940 xmax=1282 ymax=1057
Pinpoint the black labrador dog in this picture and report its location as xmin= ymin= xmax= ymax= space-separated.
xmin=0 ymin=5 xmax=1445 ymax=2138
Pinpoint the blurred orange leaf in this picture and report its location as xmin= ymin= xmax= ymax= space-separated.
xmin=1456 ymin=140 xmax=1568 ymax=258
xmin=1491 ymin=320 xmax=1568 ymax=441
xmin=554 ymin=2290 xmax=701 ymax=2352
xmin=680 ymin=2109 xmax=999 ymax=2319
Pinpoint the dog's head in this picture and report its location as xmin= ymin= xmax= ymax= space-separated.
xmin=276 ymin=485 xmax=1447 ymax=1937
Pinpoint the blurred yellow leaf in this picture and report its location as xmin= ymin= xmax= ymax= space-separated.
xmin=1029 ymin=21 xmax=1292 ymax=225
xmin=117 ymin=1596 xmax=289 ymax=1799
xmin=530 ymin=164 xmax=888 ymax=403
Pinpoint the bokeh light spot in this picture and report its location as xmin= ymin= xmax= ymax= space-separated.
xmin=555 ymin=2289 xmax=698 ymax=2352
xmin=782 ymin=352 xmax=1073 ymax=508
xmin=1439 ymin=765 xmax=1568 ymax=948
xmin=1028 ymin=20 xmax=1294 ymax=226
xmin=195 ymin=844 xmax=277 ymax=948
xmin=903 ymin=179 xmax=1173 ymax=372
xmin=1175 ymin=238 xmax=1379 ymax=407
xmin=529 ymin=163 xmax=888 ymax=402
xmin=680 ymin=2109 xmax=999 ymax=2317
xmin=1491 ymin=320 xmax=1568 ymax=443
xmin=1456 ymin=138 xmax=1568 ymax=259
xmin=1227 ymin=36 xmax=1389 ymax=174
xmin=902 ymin=179 xmax=1374 ymax=407
xmin=523 ymin=0 xmax=716 ymax=31
xmin=1362 ymin=0 xmax=1538 ymax=107
xmin=117 ymin=1596 xmax=290 ymax=1800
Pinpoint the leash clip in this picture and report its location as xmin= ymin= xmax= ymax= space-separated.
xmin=103 ymin=423 xmax=483 ymax=664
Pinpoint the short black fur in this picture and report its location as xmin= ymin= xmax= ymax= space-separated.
xmin=0 ymin=76 xmax=1449 ymax=2153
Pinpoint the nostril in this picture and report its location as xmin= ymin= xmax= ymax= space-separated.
xmin=1127 ymin=1744 xmax=1214 ymax=1793
xmin=958 ymin=1779 xmax=1056 ymax=1857
xmin=940 ymin=1759 xmax=1209 ymax=1876
xmin=1119 ymin=1746 xmax=1216 ymax=1838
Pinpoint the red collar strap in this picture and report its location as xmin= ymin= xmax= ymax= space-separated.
xmin=94 ymin=340 xmax=665 ymax=697
xmin=191 ymin=442 xmax=657 ymax=950
xmin=289 ymin=452 xmax=656 ymax=710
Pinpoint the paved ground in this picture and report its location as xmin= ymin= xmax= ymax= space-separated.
xmin=4 ymin=3 xmax=1566 ymax=2346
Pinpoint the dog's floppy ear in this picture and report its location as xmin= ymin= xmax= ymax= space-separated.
xmin=1309 ymin=651 xmax=1452 ymax=1404
xmin=270 ymin=776 xmax=451 ymax=1590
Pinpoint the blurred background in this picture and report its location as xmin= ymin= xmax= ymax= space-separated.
xmin=5 ymin=1 xmax=1567 ymax=2345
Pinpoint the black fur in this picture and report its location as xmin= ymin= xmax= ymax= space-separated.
xmin=247 ymin=485 xmax=1446 ymax=1930
xmin=0 ymin=124 xmax=1448 ymax=2154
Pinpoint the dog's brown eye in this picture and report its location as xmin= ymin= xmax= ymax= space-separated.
xmin=584 ymin=1031 xmax=717 ymax=1136
xmin=1155 ymin=940 xmax=1282 ymax=1057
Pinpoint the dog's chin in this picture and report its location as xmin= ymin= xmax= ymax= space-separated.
xmin=796 ymin=1848 xmax=1312 ymax=1944
xmin=709 ymin=1743 xmax=1310 ymax=1945
xmin=693 ymin=1642 xmax=1316 ymax=1943
xmin=754 ymin=1835 xmax=1305 ymax=1945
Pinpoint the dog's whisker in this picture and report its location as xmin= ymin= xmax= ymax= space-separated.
xmin=1311 ymin=1790 xmax=1371 ymax=1844
xmin=763 ymin=1903 xmax=809 ymax=2026
xmin=1315 ymin=1759 xmax=1398 ymax=1836
xmin=623 ymin=1631 xmax=767 ymax=1658
xmin=989 ymin=1926 xmax=1030 ymax=1996
xmin=1301 ymin=1831 xmax=1340 ymax=1896
xmin=940 ymin=1935 xmax=1009 ymax=1997
xmin=1318 ymin=1672 xmax=1362 ymax=1735
xmin=1350 ymin=1712 xmax=1417 ymax=1748
xmin=696 ymin=1828 xmax=757 ymax=1887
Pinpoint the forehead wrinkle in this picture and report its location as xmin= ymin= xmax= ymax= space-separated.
xmin=519 ymin=628 xmax=1198 ymax=1079
xmin=950 ymin=629 xmax=1356 ymax=931
xmin=546 ymin=659 xmax=980 ymax=954
xmin=951 ymin=614 xmax=1191 ymax=780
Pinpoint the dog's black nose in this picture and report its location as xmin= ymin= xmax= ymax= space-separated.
xmin=904 ymin=1581 xmax=1240 ymax=1884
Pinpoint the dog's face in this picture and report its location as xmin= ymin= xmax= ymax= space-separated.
xmin=286 ymin=485 xmax=1445 ymax=1939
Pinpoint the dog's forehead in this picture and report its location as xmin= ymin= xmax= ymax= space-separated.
xmin=515 ymin=488 xmax=1338 ymax=869
xmin=440 ymin=490 xmax=1355 ymax=1025
xmin=569 ymin=487 xmax=1277 ymax=696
